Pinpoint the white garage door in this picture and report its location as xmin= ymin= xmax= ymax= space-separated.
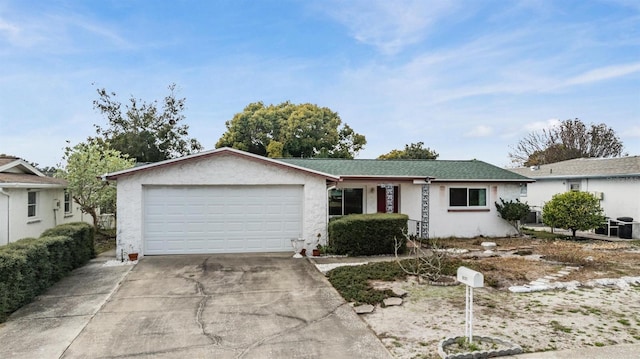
xmin=143 ymin=185 xmax=303 ymax=254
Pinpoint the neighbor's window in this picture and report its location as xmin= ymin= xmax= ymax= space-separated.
xmin=449 ymin=187 xmax=487 ymax=207
xmin=27 ymin=191 xmax=38 ymax=217
xmin=329 ymin=188 xmax=364 ymax=216
xmin=64 ymin=191 xmax=72 ymax=213
xmin=568 ymin=181 xmax=580 ymax=192
xmin=519 ymin=183 xmax=528 ymax=196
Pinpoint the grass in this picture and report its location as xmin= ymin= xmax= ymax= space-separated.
xmin=326 ymin=261 xmax=408 ymax=305
xmin=521 ymin=228 xmax=569 ymax=240
xmin=326 ymin=233 xmax=640 ymax=307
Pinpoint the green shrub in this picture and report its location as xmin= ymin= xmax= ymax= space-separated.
xmin=0 ymin=222 xmax=95 ymax=322
xmin=329 ymin=213 xmax=408 ymax=256
xmin=42 ymin=222 xmax=95 ymax=266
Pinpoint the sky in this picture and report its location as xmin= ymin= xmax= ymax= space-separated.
xmin=1 ymin=0 xmax=639 ymax=168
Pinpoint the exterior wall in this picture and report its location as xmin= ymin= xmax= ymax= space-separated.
xmin=115 ymin=153 xmax=329 ymax=257
xmin=521 ymin=177 xmax=640 ymax=223
xmin=0 ymin=187 xmax=90 ymax=246
xmin=426 ymin=182 xmax=518 ymax=238
xmin=337 ymin=180 xmax=520 ymax=238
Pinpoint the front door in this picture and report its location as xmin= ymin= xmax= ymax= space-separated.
xmin=377 ymin=186 xmax=399 ymax=213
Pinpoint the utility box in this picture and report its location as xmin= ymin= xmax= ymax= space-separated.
xmin=457 ymin=267 xmax=484 ymax=288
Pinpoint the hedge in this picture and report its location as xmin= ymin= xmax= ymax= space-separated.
xmin=329 ymin=213 xmax=408 ymax=256
xmin=0 ymin=222 xmax=95 ymax=322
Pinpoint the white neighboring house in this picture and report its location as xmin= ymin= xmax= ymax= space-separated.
xmin=0 ymin=156 xmax=91 ymax=245
xmin=104 ymin=147 xmax=533 ymax=258
xmin=509 ymin=156 xmax=640 ymax=238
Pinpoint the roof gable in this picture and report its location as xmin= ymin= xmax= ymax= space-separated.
xmin=509 ymin=156 xmax=640 ymax=179
xmin=0 ymin=156 xmax=66 ymax=187
xmin=104 ymin=147 xmax=340 ymax=181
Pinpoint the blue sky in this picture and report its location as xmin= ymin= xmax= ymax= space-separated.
xmin=1 ymin=0 xmax=639 ymax=168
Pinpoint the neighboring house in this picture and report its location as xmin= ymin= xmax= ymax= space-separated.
xmin=0 ymin=156 xmax=90 ymax=245
xmin=509 ymin=156 xmax=640 ymax=233
xmin=104 ymin=148 xmax=532 ymax=257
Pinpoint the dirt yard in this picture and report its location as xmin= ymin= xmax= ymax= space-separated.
xmin=355 ymin=237 xmax=640 ymax=358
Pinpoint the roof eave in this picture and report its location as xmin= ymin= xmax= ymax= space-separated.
xmin=526 ymin=173 xmax=640 ymax=180
xmin=0 ymin=183 xmax=66 ymax=189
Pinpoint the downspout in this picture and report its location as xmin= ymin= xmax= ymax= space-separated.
xmin=326 ymin=184 xmax=337 ymax=244
xmin=0 ymin=188 xmax=9 ymax=244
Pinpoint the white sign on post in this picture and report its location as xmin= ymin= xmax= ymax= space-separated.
xmin=457 ymin=267 xmax=484 ymax=343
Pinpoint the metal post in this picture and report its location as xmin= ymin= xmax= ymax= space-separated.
xmin=469 ymin=287 xmax=474 ymax=343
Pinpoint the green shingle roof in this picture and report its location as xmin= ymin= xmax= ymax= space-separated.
xmin=278 ymin=158 xmax=532 ymax=181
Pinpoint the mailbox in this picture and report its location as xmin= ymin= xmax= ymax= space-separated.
xmin=457 ymin=267 xmax=484 ymax=288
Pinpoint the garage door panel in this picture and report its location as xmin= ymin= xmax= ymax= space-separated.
xmin=144 ymin=185 xmax=303 ymax=254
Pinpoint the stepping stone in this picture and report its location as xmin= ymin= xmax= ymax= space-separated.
xmin=543 ymin=276 xmax=556 ymax=280
xmin=354 ymin=304 xmax=375 ymax=314
xmin=557 ymin=271 xmax=571 ymax=276
xmin=383 ymin=297 xmax=403 ymax=307
xmin=392 ymin=288 xmax=408 ymax=297
xmin=481 ymin=242 xmax=497 ymax=250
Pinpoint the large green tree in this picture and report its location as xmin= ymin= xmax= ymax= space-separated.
xmin=56 ymin=141 xmax=134 ymax=228
xmin=93 ymin=83 xmax=203 ymax=163
xmin=378 ymin=142 xmax=439 ymax=160
xmin=542 ymin=191 xmax=605 ymax=238
xmin=509 ymin=119 xmax=625 ymax=167
xmin=216 ymin=101 xmax=366 ymax=158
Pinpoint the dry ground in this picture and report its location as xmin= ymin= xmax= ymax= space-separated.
xmin=358 ymin=237 xmax=640 ymax=359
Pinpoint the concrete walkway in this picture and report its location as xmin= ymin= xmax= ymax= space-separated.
xmin=0 ymin=250 xmax=133 ymax=359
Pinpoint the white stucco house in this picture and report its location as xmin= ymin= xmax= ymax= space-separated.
xmin=0 ymin=156 xmax=90 ymax=245
xmin=104 ymin=148 xmax=533 ymax=258
xmin=509 ymin=156 xmax=640 ymax=238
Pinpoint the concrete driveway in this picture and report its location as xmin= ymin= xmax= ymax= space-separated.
xmin=0 ymin=253 xmax=391 ymax=359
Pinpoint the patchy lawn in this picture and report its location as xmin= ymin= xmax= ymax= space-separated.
xmin=324 ymin=235 xmax=640 ymax=358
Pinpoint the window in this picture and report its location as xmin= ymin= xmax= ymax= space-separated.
xmin=449 ymin=187 xmax=487 ymax=207
xmin=27 ymin=191 xmax=37 ymax=217
xmin=329 ymin=188 xmax=363 ymax=216
xmin=64 ymin=191 xmax=72 ymax=213
xmin=519 ymin=183 xmax=528 ymax=196
xmin=568 ymin=181 xmax=580 ymax=192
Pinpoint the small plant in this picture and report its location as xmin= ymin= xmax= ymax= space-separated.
xmin=594 ymin=342 xmax=605 ymax=347
xmin=495 ymin=198 xmax=530 ymax=236
xmin=550 ymin=320 xmax=572 ymax=333
xmin=618 ymin=319 xmax=631 ymax=326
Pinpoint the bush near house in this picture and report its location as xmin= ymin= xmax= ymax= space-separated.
xmin=0 ymin=222 xmax=95 ymax=322
xmin=329 ymin=213 xmax=408 ymax=256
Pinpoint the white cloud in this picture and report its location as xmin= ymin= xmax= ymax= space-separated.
xmin=523 ymin=118 xmax=561 ymax=132
xmin=464 ymin=125 xmax=493 ymax=138
xmin=318 ymin=0 xmax=460 ymax=55
xmin=626 ymin=126 xmax=640 ymax=138
xmin=565 ymin=63 xmax=640 ymax=86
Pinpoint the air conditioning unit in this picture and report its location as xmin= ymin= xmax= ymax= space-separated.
xmin=591 ymin=191 xmax=604 ymax=200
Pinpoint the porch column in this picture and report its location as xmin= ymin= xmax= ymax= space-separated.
xmin=421 ymin=183 xmax=430 ymax=239
xmin=383 ymin=184 xmax=394 ymax=213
